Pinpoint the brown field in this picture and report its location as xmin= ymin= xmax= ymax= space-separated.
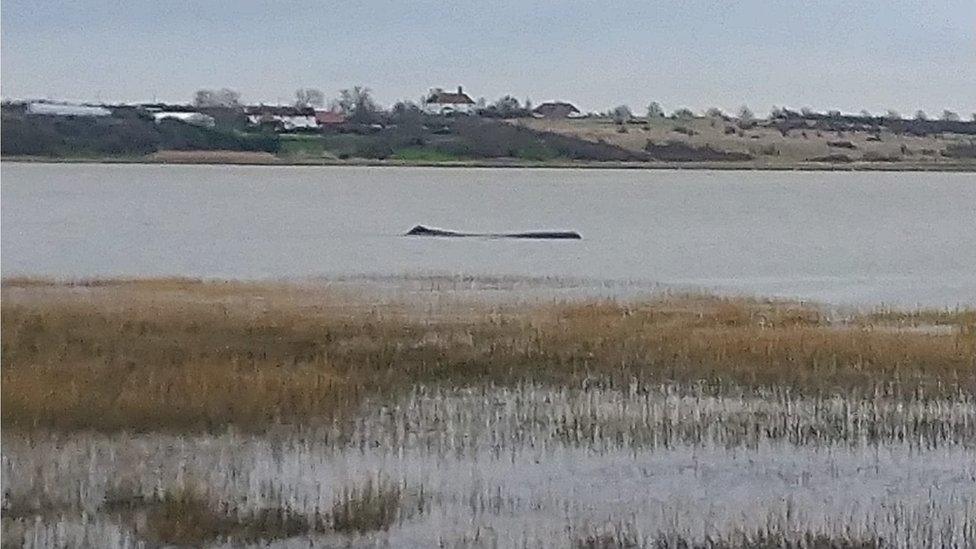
xmin=515 ymin=116 xmax=975 ymax=168
xmin=2 ymin=278 xmax=974 ymax=433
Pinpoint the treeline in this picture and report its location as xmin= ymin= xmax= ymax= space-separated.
xmin=1 ymin=110 xmax=277 ymax=157
xmin=768 ymin=108 xmax=976 ymax=137
xmin=1 ymin=101 xmax=644 ymax=162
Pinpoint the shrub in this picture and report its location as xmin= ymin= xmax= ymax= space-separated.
xmin=753 ymin=144 xmax=779 ymax=156
xmin=644 ymin=140 xmax=752 ymax=161
xmin=942 ymin=142 xmax=976 ymax=158
xmin=863 ymin=151 xmax=900 ymax=162
xmin=358 ymin=138 xmax=395 ymax=159
xmin=0 ymin=113 xmax=279 ymax=156
xmin=809 ymin=154 xmax=852 ymax=163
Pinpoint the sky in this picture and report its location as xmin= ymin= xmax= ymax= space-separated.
xmin=2 ymin=0 xmax=975 ymax=116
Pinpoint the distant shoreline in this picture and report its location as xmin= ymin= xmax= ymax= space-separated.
xmin=4 ymin=154 xmax=976 ymax=172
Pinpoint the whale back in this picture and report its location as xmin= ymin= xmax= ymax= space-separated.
xmin=405 ymin=225 xmax=581 ymax=239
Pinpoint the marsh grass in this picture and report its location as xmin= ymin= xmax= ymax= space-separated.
xmin=5 ymin=472 xmax=412 ymax=545
xmin=119 ymin=488 xmax=324 ymax=545
xmin=858 ymin=308 xmax=976 ymax=335
xmin=3 ymin=483 xmax=327 ymax=546
xmin=652 ymin=531 xmax=883 ymax=549
xmin=571 ymin=524 xmax=884 ymax=549
xmin=2 ymin=278 xmax=973 ymax=433
xmin=2 ymin=492 xmax=78 ymax=521
xmin=3 ymin=382 xmax=974 ymax=547
xmin=572 ymin=521 xmax=641 ymax=548
xmin=330 ymin=477 xmax=408 ymax=534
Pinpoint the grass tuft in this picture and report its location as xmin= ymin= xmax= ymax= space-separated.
xmin=104 ymin=486 xmax=325 ymax=545
xmin=331 ymin=478 xmax=404 ymax=534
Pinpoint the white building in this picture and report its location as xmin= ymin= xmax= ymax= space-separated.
xmin=27 ymin=102 xmax=111 ymax=117
xmin=249 ymin=114 xmax=317 ymax=131
xmin=244 ymin=106 xmax=319 ymax=131
xmin=277 ymin=115 xmax=318 ymax=130
xmin=422 ymin=86 xmax=476 ymax=115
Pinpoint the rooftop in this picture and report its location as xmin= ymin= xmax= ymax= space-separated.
xmin=426 ymin=86 xmax=475 ymax=105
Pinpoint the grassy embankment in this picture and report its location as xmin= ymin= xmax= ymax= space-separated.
xmin=518 ymin=116 xmax=976 ymax=168
xmin=3 ymin=278 xmax=973 ymax=434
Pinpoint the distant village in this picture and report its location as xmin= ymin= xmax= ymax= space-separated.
xmin=7 ymin=82 xmax=976 ymax=133
xmin=6 ymin=85 xmax=589 ymax=132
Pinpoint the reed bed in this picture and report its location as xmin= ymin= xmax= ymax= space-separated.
xmin=3 ymin=382 xmax=975 ymax=547
xmin=2 ymin=278 xmax=975 ymax=547
xmin=2 ymin=278 xmax=973 ymax=433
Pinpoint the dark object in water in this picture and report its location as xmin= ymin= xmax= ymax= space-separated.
xmin=405 ymin=225 xmax=581 ymax=240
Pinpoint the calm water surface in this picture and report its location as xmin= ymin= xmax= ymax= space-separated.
xmin=2 ymin=163 xmax=974 ymax=306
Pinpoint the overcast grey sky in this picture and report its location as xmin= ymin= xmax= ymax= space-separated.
xmin=2 ymin=1 xmax=974 ymax=116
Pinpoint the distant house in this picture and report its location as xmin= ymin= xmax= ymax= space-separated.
xmin=26 ymin=102 xmax=111 ymax=117
xmin=245 ymin=106 xmax=318 ymax=131
xmin=314 ymin=110 xmax=347 ymax=126
xmin=423 ymin=86 xmax=475 ymax=115
xmin=533 ymin=101 xmax=583 ymax=119
xmin=152 ymin=111 xmax=216 ymax=128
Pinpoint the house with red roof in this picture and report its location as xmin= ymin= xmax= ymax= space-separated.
xmin=315 ymin=110 xmax=347 ymax=126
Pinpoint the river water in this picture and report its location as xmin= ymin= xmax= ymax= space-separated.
xmin=2 ymin=163 xmax=974 ymax=306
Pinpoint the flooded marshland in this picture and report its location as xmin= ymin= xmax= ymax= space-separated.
xmin=4 ymin=384 xmax=976 ymax=547
xmin=2 ymin=279 xmax=975 ymax=548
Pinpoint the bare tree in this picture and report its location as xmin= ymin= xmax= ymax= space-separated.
xmin=391 ymin=100 xmax=422 ymax=118
xmin=941 ymin=110 xmax=960 ymax=122
xmin=336 ymin=86 xmax=379 ymax=123
xmin=646 ymin=102 xmax=665 ymax=119
xmin=705 ymin=107 xmax=725 ymax=119
xmin=193 ymin=88 xmax=241 ymax=108
xmin=391 ymin=101 xmax=424 ymax=132
xmin=492 ymin=96 xmax=522 ymax=117
xmin=914 ymin=110 xmax=928 ymax=121
xmin=611 ymin=105 xmax=633 ymax=124
xmin=736 ymin=105 xmax=756 ymax=129
xmin=294 ymin=88 xmax=325 ymax=108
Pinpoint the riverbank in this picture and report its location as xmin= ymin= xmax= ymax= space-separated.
xmin=4 ymin=153 xmax=976 ymax=171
